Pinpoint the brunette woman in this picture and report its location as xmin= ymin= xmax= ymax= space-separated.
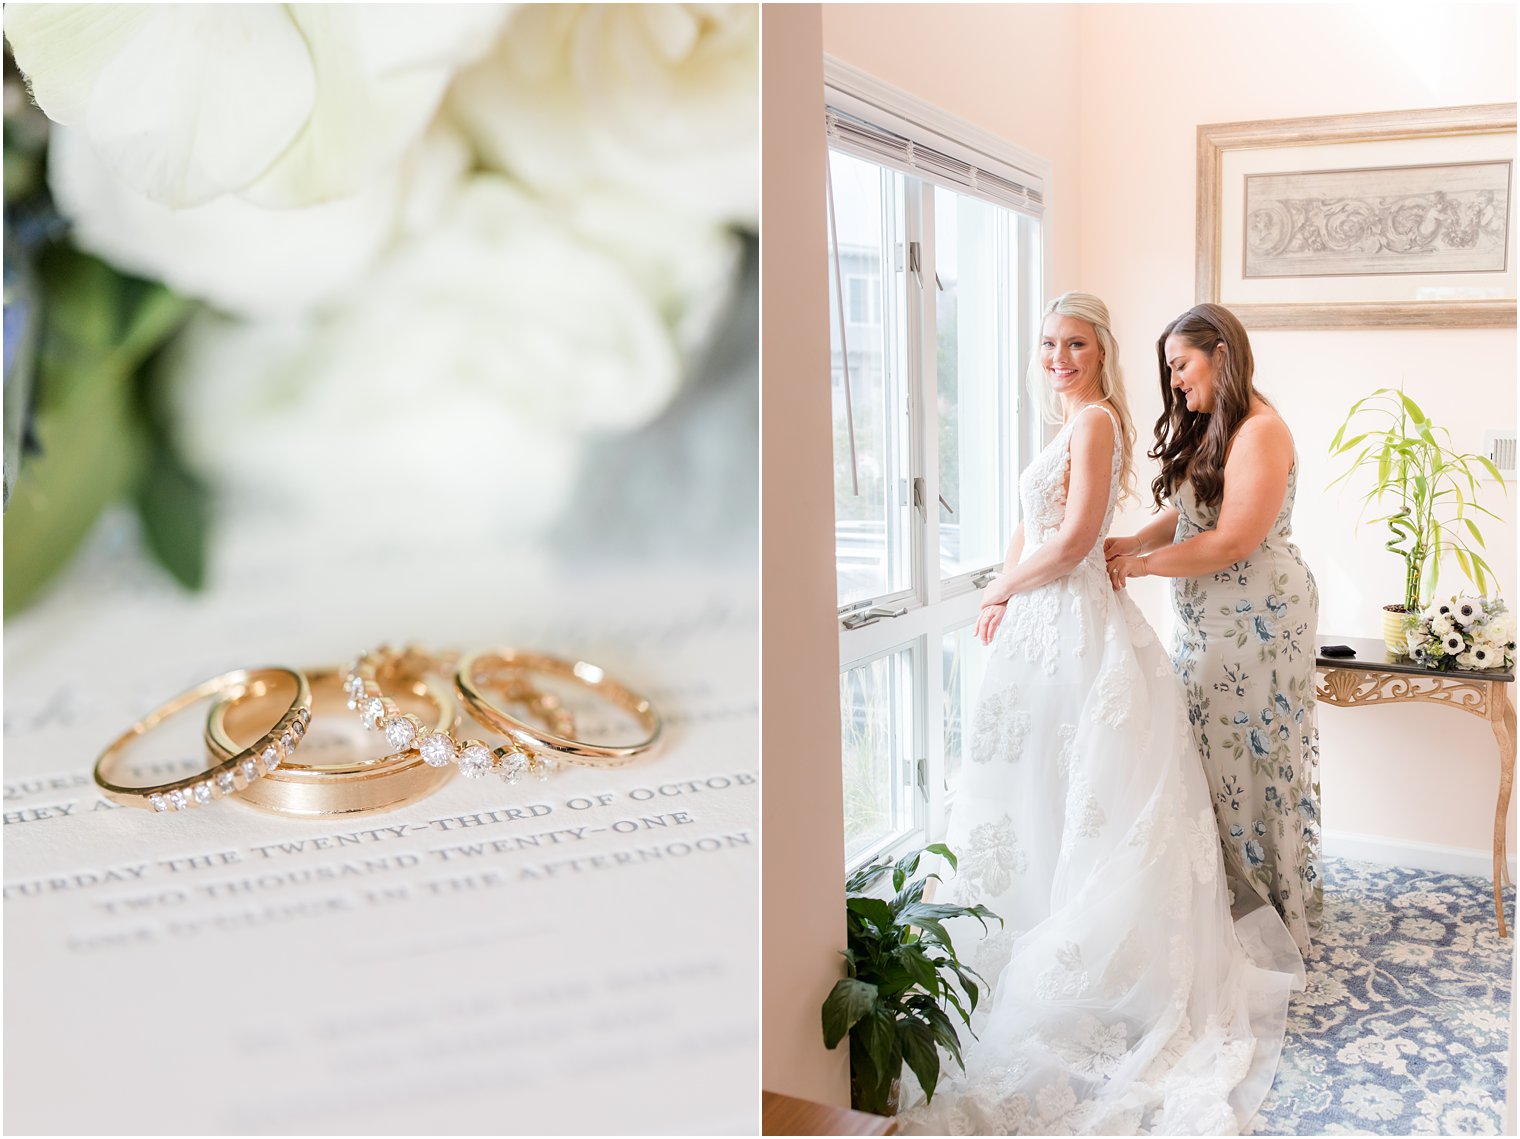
xmin=1107 ymin=302 xmax=1321 ymax=953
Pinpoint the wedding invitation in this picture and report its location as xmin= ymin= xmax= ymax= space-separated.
xmin=4 ymin=523 xmax=758 ymax=1134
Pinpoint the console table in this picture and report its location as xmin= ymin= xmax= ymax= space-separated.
xmin=1316 ymin=636 xmax=1515 ymax=937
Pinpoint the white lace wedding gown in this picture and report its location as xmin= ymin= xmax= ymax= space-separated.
xmin=898 ymin=404 xmax=1303 ymax=1136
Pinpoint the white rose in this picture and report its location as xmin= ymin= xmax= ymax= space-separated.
xmin=449 ymin=4 xmax=758 ymax=227
xmin=47 ymin=122 xmax=472 ymax=318
xmin=6 ymin=3 xmax=505 ymax=208
xmin=171 ymin=175 xmax=683 ymax=532
xmin=1489 ymin=609 xmax=1515 ymax=645
xmin=1430 ymin=613 xmax=1456 ymax=638
xmin=557 ymin=188 xmax=743 ymax=358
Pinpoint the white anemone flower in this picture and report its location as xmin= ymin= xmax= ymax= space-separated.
xmin=5 ymin=3 xmax=507 ymax=208
xmin=449 ymin=4 xmax=759 ymax=227
xmin=170 ymin=175 xmax=685 ymax=534
xmin=1453 ymin=595 xmax=1484 ymax=627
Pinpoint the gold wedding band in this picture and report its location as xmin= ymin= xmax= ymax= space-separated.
xmin=94 ymin=667 xmax=311 ymax=813
xmin=345 ymin=645 xmax=570 ymax=784
xmin=454 ymin=648 xmax=661 ymax=768
xmin=205 ymin=665 xmax=458 ymax=818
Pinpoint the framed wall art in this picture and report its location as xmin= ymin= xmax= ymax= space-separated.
xmin=1196 ymin=103 xmax=1517 ymax=329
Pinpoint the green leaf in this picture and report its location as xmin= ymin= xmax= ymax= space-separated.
xmin=846 ymin=896 xmax=895 ymax=931
xmin=3 ymin=248 xmax=191 ymax=615
xmin=907 ymin=997 xmax=965 ymax=1068
xmin=859 ymin=1007 xmax=899 ymax=1086
xmin=947 ymin=959 xmax=984 ymax=1013
xmin=848 ymin=1016 xmax=898 ymax=1115
xmin=1477 ymin=455 xmax=1505 ymax=483
xmin=895 ymin=945 xmax=941 ymax=995
xmin=892 ymin=876 xmax=927 ymax=912
xmin=135 ymin=444 xmax=210 ymax=590
xmin=922 ymin=843 xmax=958 ymax=873
xmin=1396 ymin=389 xmax=1428 ymax=424
xmin=822 ymin=977 xmax=878 ymax=1048
xmin=899 ymin=901 xmax=997 ymax=933
xmin=896 ymin=1016 xmax=941 ymax=1103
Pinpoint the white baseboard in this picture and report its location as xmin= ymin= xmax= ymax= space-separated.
xmin=1325 ymin=828 xmax=1517 ymax=879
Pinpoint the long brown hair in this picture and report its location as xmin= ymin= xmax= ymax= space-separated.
xmin=1149 ymin=303 xmax=1258 ymax=511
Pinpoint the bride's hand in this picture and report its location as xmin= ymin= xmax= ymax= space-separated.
xmin=979 ymin=578 xmax=1012 ymax=609
xmin=976 ymin=602 xmax=1007 ymax=645
xmin=1104 ymin=535 xmax=1141 ymax=561
xmin=1107 ymin=554 xmax=1148 ymax=590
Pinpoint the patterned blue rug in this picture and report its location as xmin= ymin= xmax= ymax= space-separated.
xmin=1248 ymin=857 xmax=1514 ymax=1135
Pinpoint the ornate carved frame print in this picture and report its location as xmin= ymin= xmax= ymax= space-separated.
xmin=1196 ymin=103 xmax=1517 ymax=329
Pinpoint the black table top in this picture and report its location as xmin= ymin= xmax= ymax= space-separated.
xmin=1317 ymin=635 xmax=1515 ymax=683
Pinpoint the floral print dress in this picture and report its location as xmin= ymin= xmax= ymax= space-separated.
xmin=1171 ymin=459 xmax=1322 ymax=954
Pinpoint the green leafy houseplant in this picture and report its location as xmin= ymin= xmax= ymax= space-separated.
xmin=820 ymin=844 xmax=1000 ymax=1116
xmin=1328 ymin=388 xmax=1505 ymax=633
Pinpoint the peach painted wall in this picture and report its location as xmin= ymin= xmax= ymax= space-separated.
xmin=761 ymin=5 xmax=852 ymax=1107
xmin=1078 ymin=3 xmax=1518 ymax=864
xmin=821 ymin=3 xmax=1086 ymax=292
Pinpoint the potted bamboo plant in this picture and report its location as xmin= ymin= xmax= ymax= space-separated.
xmin=820 ymin=843 xmax=1000 ymax=1116
xmin=1328 ymin=388 xmax=1506 ymax=652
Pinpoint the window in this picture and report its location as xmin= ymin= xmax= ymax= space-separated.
xmin=826 ymin=62 xmax=1049 ymax=870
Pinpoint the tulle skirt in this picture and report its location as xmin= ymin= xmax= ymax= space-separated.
xmin=898 ymin=561 xmax=1302 ymax=1135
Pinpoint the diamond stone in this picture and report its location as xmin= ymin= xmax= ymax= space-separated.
xmin=458 ymin=744 xmax=493 ymax=779
xmin=194 ymin=782 xmax=213 ymax=805
xmin=168 ymin=789 xmax=189 ymax=810
xmin=291 ymin=717 xmax=306 ymax=741
xmin=362 ymin=698 xmax=385 ymax=729
xmin=499 ymin=752 xmax=529 ymax=785
xmin=280 ymin=731 xmax=296 ymax=755
xmin=216 ymin=771 xmax=235 ymax=794
xmin=419 ymin=733 xmax=456 ymax=768
xmin=241 ymin=758 xmax=258 ymax=781
xmin=150 ymin=793 xmax=169 ymax=812
xmin=263 ymin=743 xmax=283 ymax=772
xmin=385 ymin=717 xmax=417 ymax=750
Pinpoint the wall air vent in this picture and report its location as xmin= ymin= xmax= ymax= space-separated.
xmin=1484 ymin=429 xmax=1516 ymax=479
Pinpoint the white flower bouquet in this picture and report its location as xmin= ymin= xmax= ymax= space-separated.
xmin=1404 ymin=595 xmax=1516 ymax=671
xmin=3 ymin=4 xmax=758 ymax=613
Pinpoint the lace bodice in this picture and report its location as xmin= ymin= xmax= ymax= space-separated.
xmin=1019 ymin=403 xmax=1123 ymax=568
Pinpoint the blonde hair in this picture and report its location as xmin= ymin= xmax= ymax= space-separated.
xmin=1026 ymin=291 xmax=1138 ymax=504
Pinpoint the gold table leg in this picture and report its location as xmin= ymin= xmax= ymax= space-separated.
xmin=1316 ymin=668 xmax=1514 ymax=937
xmin=1491 ymin=689 xmax=1516 ymax=936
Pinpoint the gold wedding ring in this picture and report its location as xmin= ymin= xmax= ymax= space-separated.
xmin=454 ymin=648 xmax=661 ymax=768
xmin=94 ymin=667 xmax=311 ymax=813
xmin=206 ymin=666 xmax=459 ymax=818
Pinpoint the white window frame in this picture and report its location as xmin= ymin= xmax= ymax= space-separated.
xmin=828 ymin=58 xmax=1054 ymax=872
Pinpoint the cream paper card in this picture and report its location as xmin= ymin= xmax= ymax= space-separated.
xmin=4 ymin=525 xmax=758 ymax=1134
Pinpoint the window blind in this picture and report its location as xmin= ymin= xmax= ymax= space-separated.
xmin=824 ymin=106 xmax=1045 ymax=218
